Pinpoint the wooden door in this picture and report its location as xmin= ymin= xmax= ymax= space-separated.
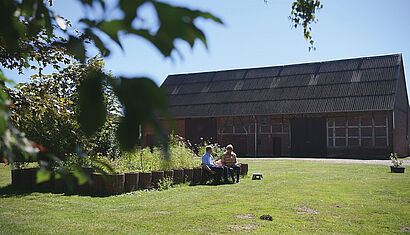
xmin=290 ymin=118 xmax=327 ymax=156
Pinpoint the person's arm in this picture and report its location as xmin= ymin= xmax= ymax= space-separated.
xmin=202 ymin=154 xmax=209 ymax=166
xmin=202 ymin=163 xmax=216 ymax=174
xmin=221 ymin=154 xmax=226 ymax=165
xmin=233 ymin=153 xmax=238 ymax=165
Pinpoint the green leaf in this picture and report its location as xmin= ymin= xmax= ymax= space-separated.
xmin=0 ymin=1 xmax=26 ymax=51
xmin=66 ymin=36 xmax=86 ymax=62
xmin=72 ymin=169 xmax=87 ymax=185
xmin=84 ymin=28 xmax=111 ymax=57
xmin=36 ymin=169 xmax=51 ymax=183
xmin=0 ymin=114 xmax=7 ymax=136
xmin=99 ymin=20 xmax=124 ymax=50
xmin=150 ymin=2 xmax=223 ymax=57
xmin=119 ymin=0 xmax=147 ymax=24
xmin=79 ymin=0 xmax=105 ymax=9
xmin=289 ymin=0 xmax=322 ymax=50
xmin=90 ymin=157 xmax=115 ymax=174
xmin=80 ymin=0 xmax=93 ymax=6
xmin=78 ymin=70 xmax=107 ymax=136
xmin=111 ymin=77 xmax=168 ymax=151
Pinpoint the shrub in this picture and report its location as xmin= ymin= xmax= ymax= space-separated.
xmin=157 ymin=177 xmax=173 ymax=191
xmin=390 ymin=153 xmax=403 ymax=168
xmin=86 ymin=134 xmax=200 ymax=174
xmin=8 ymin=57 xmax=122 ymax=163
xmin=197 ymin=140 xmax=225 ymax=161
xmin=164 ymin=134 xmax=199 ymax=169
xmin=56 ymin=132 xmax=205 ymax=174
xmin=11 ymin=162 xmax=39 ymax=169
xmin=62 ymin=153 xmax=92 ymax=170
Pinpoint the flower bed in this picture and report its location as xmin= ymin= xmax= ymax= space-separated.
xmin=10 ymin=135 xmax=248 ymax=195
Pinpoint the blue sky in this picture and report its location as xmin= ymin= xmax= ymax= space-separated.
xmin=4 ymin=0 xmax=410 ymax=94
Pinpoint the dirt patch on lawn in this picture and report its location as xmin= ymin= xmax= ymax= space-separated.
xmin=401 ymin=226 xmax=410 ymax=232
xmin=294 ymin=206 xmax=319 ymax=215
xmin=152 ymin=211 xmax=173 ymax=215
xmin=230 ymin=224 xmax=262 ymax=230
xmin=235 ymin=214 xmax=254 ymax=219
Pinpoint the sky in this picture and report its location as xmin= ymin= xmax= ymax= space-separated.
xmin=3 ymin=0 xmax=410 ymax=94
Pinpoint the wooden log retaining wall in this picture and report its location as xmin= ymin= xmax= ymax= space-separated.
xmin=11 ymin=165 xmax=248 ymax=195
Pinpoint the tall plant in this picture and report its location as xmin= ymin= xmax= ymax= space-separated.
xmin=197 ymin=140 xmax=226 ymax=161
xmin=7 ymin=56 xmax=122 ymax=163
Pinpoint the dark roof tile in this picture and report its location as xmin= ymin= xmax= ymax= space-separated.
xmin=161 ymin=54 xmax=403 ymax=117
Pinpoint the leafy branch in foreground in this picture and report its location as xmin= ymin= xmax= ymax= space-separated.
xmin=0 ymin=0 xmax=223 ymax=162
xmin=0 ymin=0 xmax=324 ymax=183
xmin=289 ymin=0 xmax=323 ymax=51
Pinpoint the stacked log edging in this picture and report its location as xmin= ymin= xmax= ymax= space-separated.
xmin=12 ymin=168 xmax=55 ymax=191
xmin=11 ymin=163 xmax=249 ymax=195
xmin=173 ymin=169 xmax=184 ymax=184
xmin=192 ymin=167 xmax=202 ymax=185
xmin=138 ymin=172 xmax=152 ymax=189
xmin=183 ymin=168 xmax=194 ymax=184
xmin=12 ymin=168 xmax=38 ymax=188
xmin=164 ymin=170 xmax=174 ymax=181
xmin=90 ymin=173 xmax=125 ymax=195
xmin=151 ymin=171 xmax=165 ymax=188
xmin=125 ymin=172 xmax=139 ymax=192
xmin=240 ymin=163 xmax=248 ymax=176
xmin=91 ymin=173 xmax=104 ymax=194
xmin=105 ymin=174 xmax=125 ymax=194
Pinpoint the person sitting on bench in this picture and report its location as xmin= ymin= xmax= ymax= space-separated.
xmin=202 ymin=145 xmax=228 ymax=184
xmin=221 ymin=144 xmax=241 ymax=183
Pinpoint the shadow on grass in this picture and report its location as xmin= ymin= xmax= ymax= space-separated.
xmin=0 ymin=185 xmax=34 ymax=198
xmin=0 ymin=179 xmax=242 ymax=198
xmin=0 ymin=184 xmax=115 ymax=198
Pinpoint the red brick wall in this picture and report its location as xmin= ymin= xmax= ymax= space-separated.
xmin=393 ymin=109 xmax=408 ymax=156
xmin=392 ymin=65 xmax=409 ymax=156
xmin=218 ymin=135 xmax=247 ymax=156
xmin=143 ymin=109 xmax=405 ymax=159
xmin=326 ymin=111 xmax=392 ymax=158
xmin=217 ymin=116 xmax=291 ymax=157
xmin=141 ymin=119 xmax=185 ymax=147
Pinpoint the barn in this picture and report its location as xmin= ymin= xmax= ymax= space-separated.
xmin=143 ymin=54 xmax=410 ymax=158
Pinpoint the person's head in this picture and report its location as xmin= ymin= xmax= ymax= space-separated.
xmin=226 ymin=144 xmax=233 ymax=153
xmin=206 ymin=145 xmax=212 ymax=154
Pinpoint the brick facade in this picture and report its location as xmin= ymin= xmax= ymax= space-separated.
xmin=144 ymin=55 xmax=409 ymax=158
xmin=143 ymin=110 xmax=403 ymax=158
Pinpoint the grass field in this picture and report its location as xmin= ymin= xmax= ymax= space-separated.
xmin=0 ymin=160 xmax=409 ymax=234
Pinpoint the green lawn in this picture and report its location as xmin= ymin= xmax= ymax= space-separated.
xmin=0 ymin=160 xmax=409 ymax=234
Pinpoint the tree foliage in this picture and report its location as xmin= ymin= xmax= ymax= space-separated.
xmin=7 ymin=56 xmax=121 ymax=160
xmin=0 ymin=0 xmax=323 ymax=172
xmin=289 ymin=0 xmax=323 ymax=51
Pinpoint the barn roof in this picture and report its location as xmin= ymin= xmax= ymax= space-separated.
xmin=161 ymin=54 xmax=405 ymax=118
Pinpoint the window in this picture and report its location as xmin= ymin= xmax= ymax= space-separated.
xmin=327 ymin=114 xmax=388 ymax=148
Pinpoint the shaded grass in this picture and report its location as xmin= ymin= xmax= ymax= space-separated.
xmin=0 ymin=160 xmax=409 ymax=234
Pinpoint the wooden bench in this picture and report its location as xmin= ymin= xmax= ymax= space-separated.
xmin=201 ymin=163 xmax=248 ymax=184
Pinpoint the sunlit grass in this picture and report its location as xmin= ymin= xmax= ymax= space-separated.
xmin=0 ymin=160 xmax=408 ymax=234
